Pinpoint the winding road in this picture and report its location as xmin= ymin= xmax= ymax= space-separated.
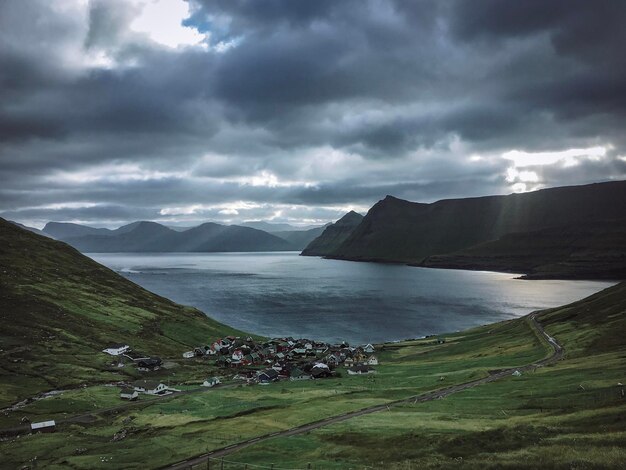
xmin=164 ymin=312 xmax=563 ymax=469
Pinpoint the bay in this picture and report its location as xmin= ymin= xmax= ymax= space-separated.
xmin=89 ymin=252 xmax=614 ymax=344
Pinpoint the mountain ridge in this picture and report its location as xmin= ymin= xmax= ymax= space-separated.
xmin=44 ymin=220 xmax=296 ymax=253
xmin=323 ymin=181 xmax=626 ymax=279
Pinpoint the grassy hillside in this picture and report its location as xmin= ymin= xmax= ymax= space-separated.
xmin=423 ymin=220 xmax=626 ymax=279
xmin=301 ymin=211 xmax=363 ymax=256
xmin=328 ymin=181 xmax=626 ymax=279
xmin=0 ymin=218 xmax=247 ymax=407
xmin=220 ymin=282 xmax=626 ymax=469
xmin=0 ymin=270 xmax=622 ymax=468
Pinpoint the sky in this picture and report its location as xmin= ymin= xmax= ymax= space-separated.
xmin=1 ymin=0 xmax=625 ymax=229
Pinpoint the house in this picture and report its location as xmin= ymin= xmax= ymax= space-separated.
xmin=231 ymin=349 xmax=244 ymax=362
xmin=31 ymin=420 xmax=56 ymax=433
xmin=120 ymin=388 xmax=139 ymax=400
xmin=289 ymin=367 xmax=310 ymax=381
xmin=136 ymin=357 xmax=162 ymax=371
xmin=367 ymin=355 xmax=379 ymax=366
xmin=311 ymin=363 xmax=331 ymax=379
xmin=133 ymin=380 xmax=168 ymax=395
xmin=363 ymin=344 xmax=375 ymax=354
xmin=182 ymin=351 xmax=195 ymax=359
xmin=102 ymin=344 xmax=130 ymax=356
xmin=202 ymin=377 xmax=221 ymax=388
xmin=512 ymin=370 xmax=522 ymax=377
xmin=257 ymin=369 xmax=279 ymax=383
xmin=348 ymin=365 xmax=376 ymax=375
xmin=325 ymin=353 xmax=341 ymax=366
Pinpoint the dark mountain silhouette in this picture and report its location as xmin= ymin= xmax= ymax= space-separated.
xmin=301 ymin=211 xmax=364 ymax=256
xmin=325 ymin=181 xmax=626 ymax=279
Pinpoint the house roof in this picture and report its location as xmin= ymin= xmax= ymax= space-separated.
xmin=259 ymin=369 xmax=279 ymax=379
xmin=106 ymin=343 xmax=129 ymax=349
xmin=120 ymin=387 xmax=136 ymax=394
xmin=132 ymin=379 xmax=164 ymax=389
xmin=31 ymin=420 xmax=55 ymax=429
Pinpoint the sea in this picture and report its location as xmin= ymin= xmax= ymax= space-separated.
xmin=89 ymin=252 xmax=614 ymax=345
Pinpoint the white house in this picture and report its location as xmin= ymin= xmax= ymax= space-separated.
xmin=202 ymin=377 xmax=221 ymax=388
xmin=367 ymin=355 xmax=379 ymax=366
xmin=102 ymin=344 xmax=130 ymax=356
xmin=231 ymin=349 xmax=244 ymax=362
xmin=182 ymin=351 xmax=195 ymax=359
xmin=133 ymin=380 xmax=168 ymax=395
xmin=363 ymin=344 xmax=375 ymax=354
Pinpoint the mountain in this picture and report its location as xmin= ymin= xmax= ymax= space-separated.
xmin=242 ymin=221 xmax=325 ymax=232
xmin=45 ymin=220 xmax=295 ymax=253
xmin=0 ymin=218 xmax=247 ymax=406
xmin=326 ymin=181 xmax=626 ymax=279
xmin=43 ymin=221 xmax=112 ymax=238
xmin=301 ymin=211 xmax=364 ymax=256
xmin=272 ymin=225 xmax=328 ymax=250
xmin=177 ymin=223 xmax=295 ymax=252
xmin=422 ymin=220 xmax=626 ymax=279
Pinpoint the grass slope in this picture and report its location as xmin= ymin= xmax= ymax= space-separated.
xmin=0 ymin=218 xmax=247 ymax=407
xmin=223 ymin=282 xmax=626 ymax=469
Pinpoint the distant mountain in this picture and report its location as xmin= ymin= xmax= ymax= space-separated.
xmin=326 ymin=181 xmax=626 ymax=279
xmin=9 ymin=221 xmax=55 ymax=239
xmin=43 ymin=221 xmax=112 ymax=239
xmin=301 ymin=211 xmax=364 ymax=256
xmin=49 ymin=220 xmax=295 ymax=253
xmin=241 ymin=221 xmax=323 ymax=232
xmin=272 ymin=225 xmax=329 ymax=250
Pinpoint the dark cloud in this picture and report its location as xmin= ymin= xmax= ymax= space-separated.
xmin=0 ymin=0 xmax=625 ymax=228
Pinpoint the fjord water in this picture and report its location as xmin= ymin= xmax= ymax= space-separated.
xmin=90 ymin=252 xmax=613 ymax=344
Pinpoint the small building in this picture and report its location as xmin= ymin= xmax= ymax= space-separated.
xmin=311 ymin=363 xmax=331 ymax=379
xmin=348 ymin=365 xmax=376 ymax=375
xmin=367 ymin=355 xmax=379 ymax=366
xmin=136 ymin=357 xmax=162 ymax=372
xmin=512 ymin=370 xmax=522 ymax=377
xmin=31 ymin=420 xmax=56 ymax=433
xmin=133 ymin=380 xmax=168 ymax=395
xmin=102 ymin=344 xmax=130 ymax=356
xmin=363 ymin=344 xmax=375 ymax=354
xmin=257 ymin=369 xmax=279 ymax=383
xmin=182 ymin=351 xmax=195 ymax=359
xmin=120 ymin=388 xmax=139 ymax=400
xmin=289 ymin=367 xmax=310 ymax=381
xmin=202 ymin=377 xmax=221 ymax=388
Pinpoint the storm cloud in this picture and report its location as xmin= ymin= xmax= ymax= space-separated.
xmin=1 ymin=0 xmax=625 ymax=228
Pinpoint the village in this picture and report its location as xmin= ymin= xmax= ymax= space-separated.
xmin=100 ymin=336 xmax=380 ymax=401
